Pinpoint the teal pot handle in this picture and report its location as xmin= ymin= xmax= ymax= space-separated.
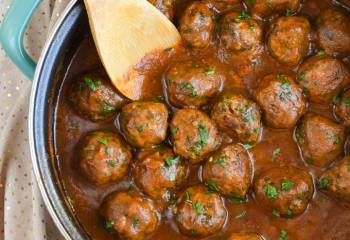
xmin=0 ymin=0 xmax=42 ymax=79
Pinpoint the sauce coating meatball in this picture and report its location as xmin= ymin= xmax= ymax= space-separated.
xmin=133 ymin=148 xmax=188 ymax=200
xmin=254 ymin=72 xmax=306 ymax=129
xmin=318 ymin=156 xmax=350 ymax=202
xmin=179 ymin=2 xmax=215 ymax=48
xmin=148 ymin=0 xmax=175 ymax=20
xmin=296 ymin=55 xmax=350 ymax=104
xmin=166 ymin=60 xmax=222 ymax=108
xmin=227 ymin=232 xmax=263 ymax=240
xmin=174 ymin=185 xmax=227 ymax=237
xmin=69 ymin=71 xmax=125 ymax=121
xmin=120 ymin=101 xmax=168 ymax=148
xmin=335 ymin=89 xmax=350 ymax=127
xmin=204 ymin=0 xmax=240 ymax=12
xmin=79 ymin=130 xmax=132 ymax=185
xmin=316 ymin=8 xmax=350 ymax=57
xmin=268 ymin=16 xmax=310 ymax=66
xmin=203 ymin=144 xmax=253 ymax=198
xmin=100 ymin=191 xmax=158 ymax=240
xmin=170 ymin=109 xmax=221 ymax=163
xmin=254 ymin=166 xmax=314 ymax=217
xmin=295 ymin=113 xmax=345 ymax=168
xmin=244 ymin=0 xmax=301 ymax=18
xmin=211 ymin=93 xmax=262 ymax=143
xmin=220 ymin=11 xmax=263 ymax=54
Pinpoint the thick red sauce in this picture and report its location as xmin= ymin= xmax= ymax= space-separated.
xmin=55 ymin=0 xmax=350 ymax=239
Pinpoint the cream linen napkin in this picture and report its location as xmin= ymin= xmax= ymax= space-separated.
xmin=0 ymin=0 xmax=70 ymax=239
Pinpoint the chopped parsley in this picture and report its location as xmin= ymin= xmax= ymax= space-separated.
xmin=188 ymin=91 xmax=198 ymax=98
xmin=281 ymin=180 xmax=294 ymax=191
xmin=276 ymin=72 xmax=284 ymax=79
xmin=185 ymin=191 xmax=192 ymax=201
xmin=286 ymin=8 xmax=292 ymax=16
xmin=191 ymin=229 xmax=198 ymax=236
xmin=264 ymin=184 xmax=279 ymax=199
xmin=266 ymin=2 xmax=273 ymax=9
xmin=319 ymin=177 xmax=331 ymax=189
xmin=206 ymin=179 xmax=220 ymax=193
xmin=279 ymin=230 xmax=288 ymax=240
xmin=205 ymin=68 xmax=216 ymax=76
xmin=306 ymin=156 xmax=314 ymax=164
xmin=98 ymin=138 xmax=109 ymax=145
xmin=235 ymin=210 xmax=247 ymax=219
xmin=343 ymin=98 xmax=350 ymax=106
xmin=302 ymin=87 xmax=309 ymax=94
xmin=248 ymin=0 xmax=255 ymax=7
xmin=196 ymin=125 xmax=209 ymax=148
xmin=105 ymin=220 xmax=114 ymax=230
xmin=325 ymin=133 xmax=340 ymax=145
xmin=272 ymin=148 xmax=281 ymax=160
xmin=107 ymin=159 xmax=116 ymax=167
xmin=215 ymin=156 xmax=226 ymax=167
xmin=192 ymin=62 xmax=201 ymax=68
xmin=241 ymin=143 xmax=256 ymax=150
xmin=238 ymin=11 xmax=250 ymax=21
xmin=84 ymin=77 xmax=97 ymax=91
xmin=132 ymin=216 xmax=139 ymax=228
xmin=170 ymin=126 xmax=178 ymax=135
xmin=179 ymin=82 xmax=193 ymax=90
xmin=193 ymin=201 xmax=203 ymax=214
xmin=228 ymin=194 xmax=246 ymax=204
xmin=136 ymin=122 xmax=149 ymax=132
xmin=272 ymin=209 xmax=280 ymax=217
xmin=333 ymin=95 xmax=341 ymax=104
xmin=316 ymin=50 xmax=326 ymax=56
xmin=164 ymin=155 xmax=181 ymax=167
xmin=155 ymin=95 xmax=165 ymax=102
xmin=295 ymin=133 xmax=305 ymax=143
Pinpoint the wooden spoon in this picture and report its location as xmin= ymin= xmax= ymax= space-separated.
xmin=84 ymin=0 xmax=181 ymax=100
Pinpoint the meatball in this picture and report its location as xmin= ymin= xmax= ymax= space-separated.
xmin=268 ymin=16 xmax=311 ymax=66
xmin=220 ymin=11 xmax=263 ymax=53
xmin=203 ymin=144 xmax=253 ymax=198
xmin=296 ymin=55 xmax=350 ymax=104
xmin=174 ymin=185 xmax=227 ymax=237
xmin=148 ymin=0 xmax=175 ymax=20
xmin=79 ymin=130 xmax=132 ymax=185
xmin=69 ymin=71 xmax=125 ymax=121
xmin=133 ymin=148 xmax=188 ymax=200
xmin=120 ymin=101 xmax=168 ymax=148
xmin=254 ymin=166 xmax=314 ymax=217
xmin=179 ymin=2 xmax=215 ymax=48
xmin=100 ymin=191 xmax=158 ymax=240
xmin=254 ymin=72 xmax=306 ymax=129
xmin=295 ymin=113 xmax=345 ymax=168
xmin=244 ymin=0 xmax=301 ymax=18
xmin=318 ymin=156 xmax=350 ymax=202
xmin=170 ymin=109 xmax=221 ymax=163
xmin=211 ymin=93 xmax=262 ymax=143
xmin=228 ymin=232 xmax=263 ymax=240
xmin=166 ymin=60 xmax=223 ymax=108
xmin=204 ymin=0 xmax=240 ymax=12
xmin=335 ymin=89 xmax=350 ymax=127
xmin=316 ymin=8 xmax=350 ymax=57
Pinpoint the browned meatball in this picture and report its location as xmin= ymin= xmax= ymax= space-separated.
xmin=295 ymin=113 xmax=345 ymax=168
xmin=179 ymin=2 xmax=215 ymax=48
xmin=166 ymin=60 xmax=223 ymax=108
xmin=100 ymin=191 xmax=158 ymax=240
xmin=174 ymin=185 xmax=227 ymax=237
xmin=254 ymin=72 xmax=306 ymax=129
xmin=318 ymin=156 xmax=350 ymax=202
xmin=69 ymin=71 xmax=125 ymax=121
xmin=133 ymin=148 xmax=188 ymax=200
xmin=170 ymin=109 xmax=221 ymax=163
xmin=211 ymin=93 xmax=262 ymax=143
xmin=148 ymin=0 xmax=175 ymax=20
xmin=335 ymin=90 xmax=350 ymax=127
xmin=120 ymin=102 xmax=168 ymax=148
xmin=220 ymin=11 xmax=263 ymax=53
xmin=296 ymin=55 xmax=350 ymax=104
xmin=203 ymin=144 xmax=253 ymax=198
xmin=254 ymin=166 xmax=314 ymax=217
xmin=244 ymin=0 xmax=301 ymax=18
xmin=316 ymin=8 xmax=350 ymax=57
xmin=79 ymin=130 xmax=132 ymax=185
xmin=227 ymin=232 xmax=263 ymax=240
xmin=268 ymin=16 xmax=311 ymax=66
xmin=204 ymin=0 xmax=240 ymax=12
